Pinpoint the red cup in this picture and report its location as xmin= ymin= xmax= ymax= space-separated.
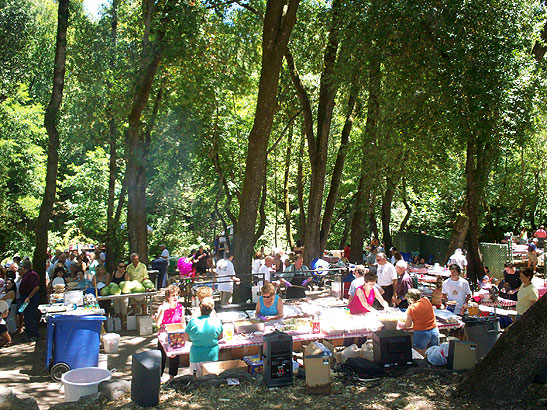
xmin=312 ymin=321 xmax=320 ymax=334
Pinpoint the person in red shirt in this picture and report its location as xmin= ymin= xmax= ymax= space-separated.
xmin=19 ymin=260 xmax=40 ymax=341
xmin=405 ymin=289 xmax=439 ymax=357
xmin=343 ymin=244 xmax=351 ymax=261
xmin=534 ymin=225 xmax=546 ymax=248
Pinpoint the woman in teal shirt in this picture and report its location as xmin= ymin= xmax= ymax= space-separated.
xmin=183 ymin=297 xmax=223 ymax=376
xmin=255 ymin=283 xmax=284 ymax=320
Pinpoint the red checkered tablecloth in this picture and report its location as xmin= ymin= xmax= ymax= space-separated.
xmin=479 ymin=298 xmax=517 ymax=307
xmin=159 ymin=320 xmax=464 ymax=356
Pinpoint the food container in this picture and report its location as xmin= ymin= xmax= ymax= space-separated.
xmin=446 ymin=301 xmax=457 ymax=313
xmin=467 ymin=302 xmax=479 ymax=316
xmin=65 ymin=290 xmax=84 ymax=306
xmin=233 ymin=320 xmax=265 ymax=334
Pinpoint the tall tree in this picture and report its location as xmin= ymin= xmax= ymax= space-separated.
xmin=32 ymin=0 xmax=69 ymax=303
xmin=233 ymin=0 xmax=300 ymax=302
xmin=285 ymin=0 xmax=342 ymax=264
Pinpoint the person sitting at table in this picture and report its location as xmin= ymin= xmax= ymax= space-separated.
xmin=499 ymin=262 xmax=521 ymax=301
xmin=431 ymin=277 xmax=444 ymax=308
xmin=48 ymin=266 xmax=67 ymax=292
xmin=183 ymin=297 xmax=223 ymax=377
xmin=110 ymin=261 xmax=128 ymax=326
xmin=279 ymin=254 xmax=311 ymax=299
xmin=516 ymin=268 xmax=538 ymax=319
xmin=405 ymin=289 xmax=439 ymax=357
xmin=157 ymin=285 xmax=186 ymax=381
xmin=127 ymin=253 xmax=148 ymax=314
xmin=442 ymin=264 xmax=471 ymax=315
xmin=348 ymin=272 xmax=389 ymax=315
xmin=255 ymin=283 xmax=284 ymax=320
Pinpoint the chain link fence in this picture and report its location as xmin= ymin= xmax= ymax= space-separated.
xmin=393 ymin=232 xmax=509 ymax=280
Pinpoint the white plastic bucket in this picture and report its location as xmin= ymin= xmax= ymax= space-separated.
xmin=61 ymin=367 xmax=112 ymax=402
xmin=103 ymin=333 xmax=120 ymax=354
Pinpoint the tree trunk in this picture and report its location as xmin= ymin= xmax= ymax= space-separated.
xmin=381 ymin=176 xmax=400 ymax=252
xmin=125 ymin=0 xmax=170 ymax=262
xmin=465 ymin=132 xmax=484 ymax=285
xmin=369 ymin=194 xmax=379 ymax=240
xmin=285 ymin=0 xmax=341 ymax=265
xmin=349 ymin=57 xmax=380 ymax=264
xmin=32 ymin=0 xmax=69 ymax=304
xmin=458 ymin=294 xmax=547 ymax=400
xmin=232 ymin=0 xmax=300 ymax=303
xmin=399 ymin=179 xmax=411 ymax=232
xmin=254 ymin=170 xmax=268 ymax=245
xmin=283 ymin=125 xmax=295 ymax=249
xmin=297 ymin=130 xmax=306 ymax=243
xmin=445 ymin=196 xmax=469 ymax=263
xmin=105 ymin=0 xmax=118 ymax=274
xmin=319 ymin=85 xmax=357 ymax=252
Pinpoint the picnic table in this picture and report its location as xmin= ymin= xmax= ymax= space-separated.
xmin=97 ymin=291 xmax=159 ymax=314
xmin=159 ymin=315 xmax=464 ymax=356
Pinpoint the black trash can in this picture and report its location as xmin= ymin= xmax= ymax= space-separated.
xmin=263 ymin=330 xmax=293 ymax=387
xmin=131 ymin=350 xmax=161 ymax=407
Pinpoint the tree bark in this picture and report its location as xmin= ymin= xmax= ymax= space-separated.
xmin=297 ymin=130 xmax=306 ymax=243
xmin=283 ymin=124 xmax=295 ymax=249
xmin=125 ymin=0 xmax=171 ymax=262
xmin=349 ymin=57 xmax=381 ymax=264
xmin=445 ymin=196 xmax=469 ymax=264
xmin=32 ymin=0 xmax=69 ymax=304
xmin=232 ymin=0 xmax=300 ymax=302
xmin=399 ymin=179 xmax=411 ymax=232
xmin=381 ymin=176 xmax=400 ymax=252
xmin=465 ymin=129 xmax=484 ymax=285
xmin=458 ymin=294 xmax=547 ymax=400
xmin=105 ymin=0 xmax=119 ymax=274
xmin=319 ymin=85 xmax=357 ymax=252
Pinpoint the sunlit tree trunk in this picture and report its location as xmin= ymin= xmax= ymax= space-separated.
xmin=33 ymin=0 xmax=69 ymax=303
xmin=232 ymin=0 xmax=300 ymax=303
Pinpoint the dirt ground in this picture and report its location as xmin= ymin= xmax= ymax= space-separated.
xmin=1 ymin=290 xmax=545 ymax=410
xmin=1 ymin=326 xmax=546 ymax=410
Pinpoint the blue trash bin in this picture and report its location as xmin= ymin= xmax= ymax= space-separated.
xmin=46 ymin=314 xmax=106 ymax=381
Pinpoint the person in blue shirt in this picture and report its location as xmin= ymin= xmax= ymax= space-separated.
xmin=255 ymin=283 xmax=284 ymax=320
xmin=183 ymin=297 xmax=223 ymax=377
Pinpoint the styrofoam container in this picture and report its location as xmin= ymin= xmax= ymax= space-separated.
xmin=65 ymin=291 xmax=84 ymax=306
xmin=61 ymin=367 xmax=112 ymax=402
xmin=126 ymin=315 xmax=137 ymax=330
xmin=138 ymin=316 xmax=153 ymax=336
xmin=103 ymin=333 xmax=120 ymax=353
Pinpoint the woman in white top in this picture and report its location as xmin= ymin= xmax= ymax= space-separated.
xmin=516 ymin=268 xmax=538 ymax=318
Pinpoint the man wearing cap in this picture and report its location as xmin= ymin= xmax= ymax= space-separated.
xmin=528 ymin=238 xmax=538 ymax=272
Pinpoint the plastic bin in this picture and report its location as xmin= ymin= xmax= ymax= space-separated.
xmin=463 ymin=317 xmax=500 ymax=360
xmin=46 ymin=314 xmax=106 ymax=381
xmin=103 ymin=333 xmax=120 ymax=353
xmin=61 ymin=367 xmax=112 ymax=402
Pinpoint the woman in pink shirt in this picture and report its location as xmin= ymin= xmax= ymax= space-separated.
xmin=348 ymin=272 xmax=389 ymax=314
xmin=156 ymin=285 xmax=185 ymax=380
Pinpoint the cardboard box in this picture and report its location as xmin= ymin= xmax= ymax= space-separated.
xmin=202 ymin=359 xmax=248 ymax=375
xmin=304 ymin=342 xmax=333 ymax=395
xmin=243 ymin=355 xmax=264 ymax=375
xmin=165 ymin=323 xmax=185 ymax=349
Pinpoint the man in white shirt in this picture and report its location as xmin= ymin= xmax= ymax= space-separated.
xmin=376 ymin=253 xmax=397 ymax=306
xmin=442 ymin=264 xmax=471 ymax=315
xmin=448 ymin=248 xmax=467 ymax=274
xmin=257 ymin=256 xmax=273 ymax=287
xmin=216 ymin=253 xmax=239 ymax=305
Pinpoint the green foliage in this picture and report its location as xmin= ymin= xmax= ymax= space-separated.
xmin=0 ymin=86 xmax=47 ymax=255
